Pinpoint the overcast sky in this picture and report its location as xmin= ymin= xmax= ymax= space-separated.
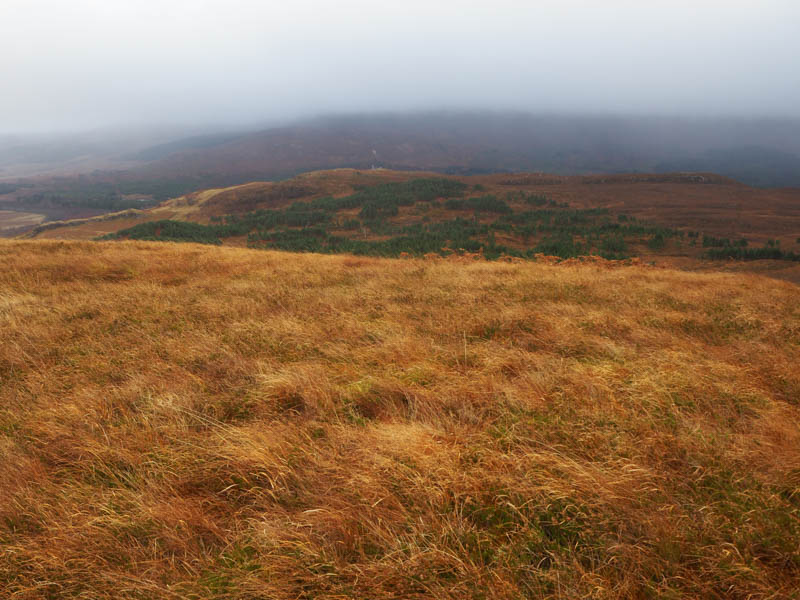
xmin=1 ymin=0 xmax=799 ymax=133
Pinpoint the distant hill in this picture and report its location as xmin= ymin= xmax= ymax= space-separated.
xmin=5 ymin=113 xmax=800 ymax=234
xmin=130 ymin=113 xmax=800 ymax=188
xmin=656 ymin=145 xmax=800 ymax=188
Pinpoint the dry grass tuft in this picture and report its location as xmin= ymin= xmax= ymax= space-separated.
xmin=1 ymin=239 xmax=799 ymax=599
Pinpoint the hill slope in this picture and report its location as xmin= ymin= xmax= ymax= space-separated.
xmin=1 ymin=240 xmax=798 ymax=598
xmin=25 ymin=169 xmax=800 ymax=283
xmin=4 ymin=114 xmax=800 ymax=229
xmin=128 ymin=114 xmax=800 ymax=188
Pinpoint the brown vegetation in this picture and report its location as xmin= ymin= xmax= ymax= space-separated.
xmin=1 ymin=240 xmax=798 ymax=598
xmin=25 ymin=168 xmax=800 ymax=247
xmin=23 ymin=168 xmax=800 ymax=285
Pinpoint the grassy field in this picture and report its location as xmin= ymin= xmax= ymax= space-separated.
xmin=1 ymin=240 xmax=799 ymax=598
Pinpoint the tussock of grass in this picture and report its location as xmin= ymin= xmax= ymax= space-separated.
xmin=1 ymin=240 xmax=799 ymax=599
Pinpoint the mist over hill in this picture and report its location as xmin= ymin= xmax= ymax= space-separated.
xmin=129 ymin=113 xmax=800 ymax=186
xmin=4 ymin=113 xmax=800 ymax=196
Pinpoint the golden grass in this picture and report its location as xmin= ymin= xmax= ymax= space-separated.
xmin=1 ymin=240 xmax=799 ymax=599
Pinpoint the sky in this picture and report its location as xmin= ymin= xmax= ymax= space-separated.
xmin=1 ymin=0 xmax=799 ymax=133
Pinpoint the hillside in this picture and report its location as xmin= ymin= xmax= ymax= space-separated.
xmin=131 ymin=114 xmax=800 ymax=187
xmin=3 ymin=114 xmax=800 ymax=229
xmin=1 ymin=240 xmax=799 ymax=598
xmin=24 ymin=169 xmax=800 ymax=283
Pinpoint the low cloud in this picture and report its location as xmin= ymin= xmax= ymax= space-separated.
xmin=1 ymin=0 xmax=799 ymax=132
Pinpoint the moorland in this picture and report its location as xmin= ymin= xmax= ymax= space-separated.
xmin=0 ymin=240 xmax=798 ymax=598
xmin=2 ymin=115 xmax=800 ymax=598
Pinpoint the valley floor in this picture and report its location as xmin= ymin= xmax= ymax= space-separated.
xmin=0 ymin=241 xmax=798 ymax=598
